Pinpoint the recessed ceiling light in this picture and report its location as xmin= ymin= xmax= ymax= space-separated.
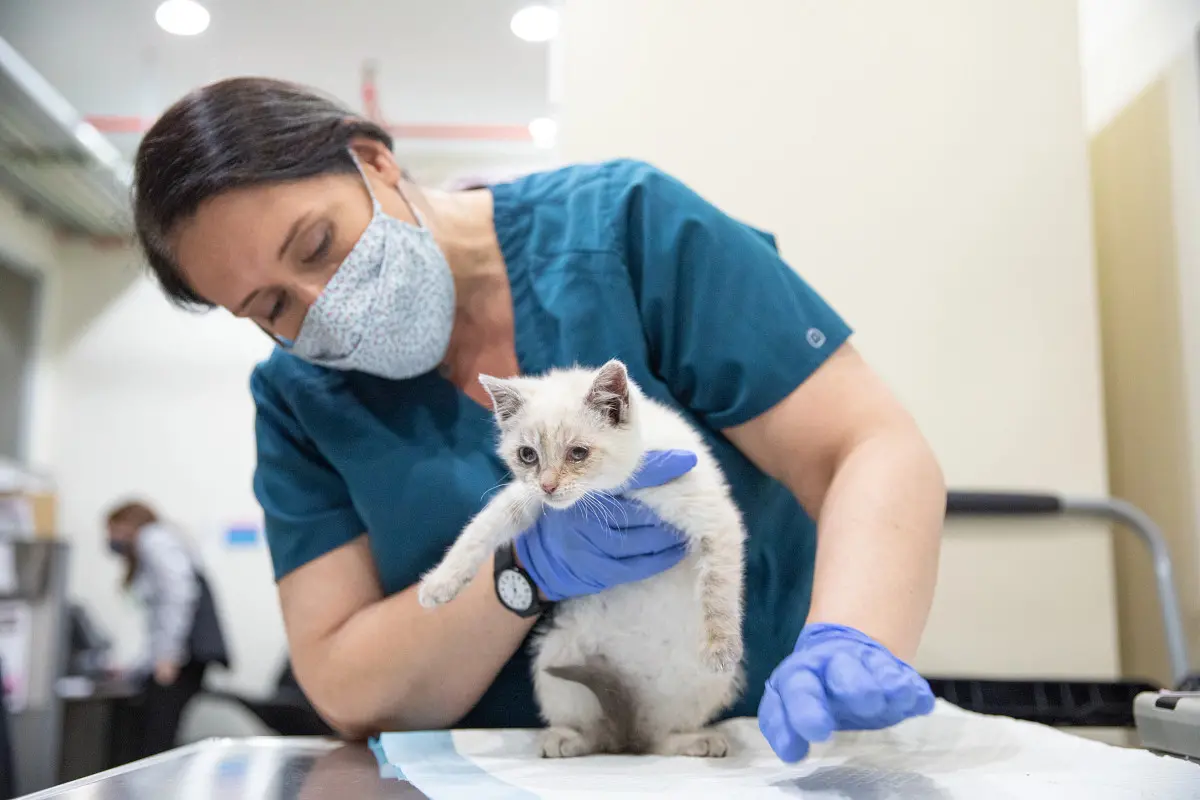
xmin=155 ymin=0 xmax=210 ymax=36
xmin=528 ymin=117 xmax=557 ymax=149
xmin=511 ymin=5 xmax=559 ymax=43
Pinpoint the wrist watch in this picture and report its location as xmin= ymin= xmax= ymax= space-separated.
xmin=494 ymin=541 xmax=552 ymax=618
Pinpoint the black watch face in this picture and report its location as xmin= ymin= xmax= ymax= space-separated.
xmin=497 ymin=568 xmax=535 ymax=611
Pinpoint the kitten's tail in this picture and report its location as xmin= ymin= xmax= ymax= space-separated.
xmin=544 ymin=656 xmax=645 ymax=754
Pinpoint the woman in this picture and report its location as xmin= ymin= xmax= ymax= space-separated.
xmin=105 ymin=501 xmax=230 ymax=757
xmin=131 ymin=78 xmax=946 ymax=762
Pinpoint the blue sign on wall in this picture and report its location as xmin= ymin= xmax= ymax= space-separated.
xmin=224 ymin=525 xmax=260 ymax=547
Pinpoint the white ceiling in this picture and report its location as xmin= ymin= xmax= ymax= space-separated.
xmin=0 ymin=0 xmax=551 ymax=162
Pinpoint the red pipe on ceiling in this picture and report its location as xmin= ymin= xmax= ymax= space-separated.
xmin=84 ymin=114 xmax=533 ymax=142
xmin=86 ymin=61 xmax=536 ymax=142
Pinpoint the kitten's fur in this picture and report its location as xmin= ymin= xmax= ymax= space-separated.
xmin=418 ymin=360 xmax=747 ymax=758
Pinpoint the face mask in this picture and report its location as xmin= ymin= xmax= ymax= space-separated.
xmin=278 ymin=153 xmax=456 ymax=379
xmin=108 ymin=540 xmax=131 ymax=556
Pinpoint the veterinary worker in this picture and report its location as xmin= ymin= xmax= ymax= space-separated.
xmin=131 ymin=78 xmax=946 ymax=762
xmin=104 ymin=500 xmax=231 ymax=756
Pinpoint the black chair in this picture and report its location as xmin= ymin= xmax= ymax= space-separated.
xmin=204 ymin=661 xmax=333 ymax=737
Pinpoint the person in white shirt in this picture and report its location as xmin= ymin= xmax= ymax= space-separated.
xmin=105 ymin=501 xmax=230 ymax=756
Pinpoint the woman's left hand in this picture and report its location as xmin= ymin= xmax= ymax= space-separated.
xmin=758 ymin=623 xmax=935 ymax=762
xmin=154 ymin=660 xmax=180 ymax=686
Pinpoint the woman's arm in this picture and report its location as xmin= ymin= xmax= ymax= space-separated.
xmin=724 ymin=343 xmax=945 ymax=659
xmin=281 ymin=451 xmax=696 ymax=738
xmin=279 ymin=536 xmax=535 ymax=738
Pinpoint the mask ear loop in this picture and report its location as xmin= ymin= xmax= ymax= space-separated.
xmin=347 ymin=148 xmax=428 ymax=228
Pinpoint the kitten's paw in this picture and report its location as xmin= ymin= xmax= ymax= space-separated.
xmin=539 ymin=727 xmax=599 ymax=759
xmin=659 ymin=730 xmax=729 ymax=758
xmin=417 ymin=569 xmax=467 ymax=608
xmin=703 ymin=634 xmax=744 ymax=673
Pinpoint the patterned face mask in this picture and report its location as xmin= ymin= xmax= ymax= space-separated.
xmin=275 ymin=152 xmax=456 ymax=380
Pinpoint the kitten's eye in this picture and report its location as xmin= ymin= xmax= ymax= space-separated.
xmin=517 ymin=446 xmax=539 ymax=465
xmin=567 ymin=446 xmax=590 ymax=462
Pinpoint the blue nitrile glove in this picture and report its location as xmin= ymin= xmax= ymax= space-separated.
xmin=514 ymin=449 xmax=698 ymax=602
xmin=759 ymin=623 xmax=936 ymax=762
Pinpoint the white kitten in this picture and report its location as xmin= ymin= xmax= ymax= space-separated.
xmin=418 ymin=360 xmax=746 ymax=758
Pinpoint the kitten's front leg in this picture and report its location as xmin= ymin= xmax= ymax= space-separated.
xmin=695 ymin=511 xmax=746 ymax=673
xmin=418 ymin=485 xmax=538 ymax=608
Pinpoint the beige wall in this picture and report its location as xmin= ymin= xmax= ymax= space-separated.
xmin=1091 ymin=46 xmax=1200 ymax=684
xmin=560 ymin=0 xmax=1118 ymax=677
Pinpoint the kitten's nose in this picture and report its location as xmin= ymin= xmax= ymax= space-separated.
xmin=541 ymin=475 xmax=559 ymax=495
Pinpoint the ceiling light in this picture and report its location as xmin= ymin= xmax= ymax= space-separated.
xmin=528 ymin=117 xmax=557 ymax=149
xmin=511 ymin=5 xmax=559 ymax=43
xmin=155 ymin=0 xmax=210 ymax=36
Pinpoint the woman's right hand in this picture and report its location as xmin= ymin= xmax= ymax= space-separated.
xmin=513 ymin=449 xmax=698 ymax=602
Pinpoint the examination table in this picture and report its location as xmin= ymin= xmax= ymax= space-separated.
xmin=19 ymin=490 xmax=1200 ymax=798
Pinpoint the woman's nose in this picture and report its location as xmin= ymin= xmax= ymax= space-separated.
xmin=266 ymin=281 xmax=324 ymax=342
xmin=294 ymin=279 xmax=324 ymax=308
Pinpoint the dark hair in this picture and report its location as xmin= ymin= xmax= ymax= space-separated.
xmin=106 ymin=499 xmax=159 ymax=530
xmin=105 ymin=500 xmax=160 ymax=587
xmin=133 ymin=77 xmax=394 ymax=308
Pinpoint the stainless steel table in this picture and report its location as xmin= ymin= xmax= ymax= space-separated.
xmin=18 ymin=737 xmax=427 ymax=799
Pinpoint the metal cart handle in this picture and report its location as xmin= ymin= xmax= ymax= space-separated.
xmin=946 ymin=491 xmax=1190 ymax=686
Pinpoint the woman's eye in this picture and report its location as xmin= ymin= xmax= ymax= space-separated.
xmin=518 ymin=447 xmax=539 ymax=465
xmin=306 ymin=228 xmax=333 ymax=263
xmin=567 ymin=446 xmax=590 ymax=462
xmin=267 ymin=293 xmax=289 ymax=323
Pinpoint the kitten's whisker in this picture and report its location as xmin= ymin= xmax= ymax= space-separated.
xmin=506 ymin=492 xmax=539 ymax=527
xmin=593 ymin=491 xmax=628 ymax=528
xmin=574 ymin=494 xmax=594 ymax=526
xmin=480 ymin=478 xmax=510 ymax=502
xmin=582 ymin=493 xmax=607 ymax=528
xmin=584 ymin=495 xmax=604 ymax=528
xmin=586 ymin=492 xmax=620 ymax=531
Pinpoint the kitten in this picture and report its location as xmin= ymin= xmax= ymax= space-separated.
xmin=418 ymin=360 xmax=747 ymax=758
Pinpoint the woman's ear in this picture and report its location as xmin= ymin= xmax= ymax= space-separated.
xmin=349 ymin=136 xmax=420 ymax=225
xmin=348 ymin=136 xmax=404 ymax=187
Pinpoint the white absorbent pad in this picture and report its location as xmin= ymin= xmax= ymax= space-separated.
xmin=377 ymin=700 xmax=1199 ymax=799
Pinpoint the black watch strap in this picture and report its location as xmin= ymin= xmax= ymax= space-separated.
xmin=494 ymin=541 xmax=551 ymax=618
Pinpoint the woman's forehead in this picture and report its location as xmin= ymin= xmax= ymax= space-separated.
xmin=172 ymin=176 xmax=349 ymax=307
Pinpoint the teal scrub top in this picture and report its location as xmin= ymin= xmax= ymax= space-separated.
xmin=250 ymin=159 xmax=853 ymax=728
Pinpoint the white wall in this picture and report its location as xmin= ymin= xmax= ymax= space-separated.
xmin=0 ymin=188 xmax=61 ymax=467
xmin=1078 ymin=0 xmax=1200 ymax=133
xmin=560 ymin=0 xmax=1118 ymax=677
xmin=0 ymin=190 xmax=56 ymax=278
xmin=35 ymin=242 xmax=284 ymax=702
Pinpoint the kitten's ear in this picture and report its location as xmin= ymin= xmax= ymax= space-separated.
xmin=586 ymin=360 xmax=631 ymax=426
xmin=479 ymin=374 xmax=524 ymax=424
